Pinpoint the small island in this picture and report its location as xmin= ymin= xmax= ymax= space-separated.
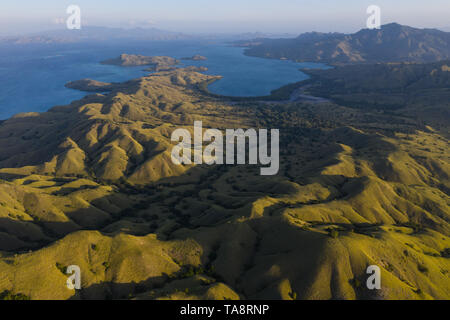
xmin=181 ymin=54 xmax=207 ymax=61
xmin=66 ymin=54 xmax=211 ymax=94
xmin=101 ymin=54 xmax=180 ymax=71
xmin=65 ymin=79 xmax=118 ymax=92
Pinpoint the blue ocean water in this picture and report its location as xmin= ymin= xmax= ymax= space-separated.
xmin=0 ymin=40 xmax=327 ymax=119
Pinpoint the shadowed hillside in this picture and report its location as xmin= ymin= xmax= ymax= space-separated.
xmin=301 ymin=60 xmax=450 ymax=132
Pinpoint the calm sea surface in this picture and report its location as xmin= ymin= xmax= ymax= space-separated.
xmin=0 ymin=40 xmax=327 ymax=119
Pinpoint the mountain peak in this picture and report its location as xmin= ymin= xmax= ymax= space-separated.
xmin=244 ymin=23 xmax=450 ymax=64
xmin=381 ymin=22 xmax=404 ymax=29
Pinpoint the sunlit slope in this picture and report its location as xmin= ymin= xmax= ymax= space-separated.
xmin=0 ymin=68 xmax=248 ymax=184
xmin=171 ymin=128 xmax=449 ymax=300
xmin=0 ymin=67 xmax=448 ymax=300
xmin=0 ymin=230 xmax=218 ymax=300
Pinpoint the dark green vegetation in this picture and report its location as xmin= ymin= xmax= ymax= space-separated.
xmin=242 ymin=23 xmax=450 ymax=65
xmin=302 ymin=60 xmax=450 ymax=133
xmin=0 ymin=290 xmax=30 ymax=300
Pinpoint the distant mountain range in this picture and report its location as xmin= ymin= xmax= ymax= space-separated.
xmin=0 ymin=26 xmax=297 ymax=44
xmin=0 ymin=26 xmax=192 ymax=44
xmin=240 ymin=23 xmax=450 ymax=65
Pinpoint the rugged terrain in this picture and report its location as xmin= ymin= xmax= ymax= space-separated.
xmin=241 ymin=23 xmax=450 ymax=65
xmin=0 ymin=62 xmax=448 ymax=300
xmin=101 ymin=54 xmax=180 ymax=71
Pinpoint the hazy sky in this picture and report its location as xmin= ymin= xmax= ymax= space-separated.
xmin=1 ymin=0 xmax=449 ymax=35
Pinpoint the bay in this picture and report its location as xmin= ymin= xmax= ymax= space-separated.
xmin=0 ymin=40 xmax=327 ymax=119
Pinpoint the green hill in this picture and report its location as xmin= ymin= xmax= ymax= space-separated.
xmin=0 ymin=63 xmax=448 ymax=300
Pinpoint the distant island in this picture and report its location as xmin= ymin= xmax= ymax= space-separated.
xmin=64 ymin=79 xmax=122 ymax=92
xmin=0 ymin=26 xmax=192 ymax=44
xmin=182 ymin=54 xmax=208 ymax=61
xmin=239 ymin=23 xmax=450 ymax=65
xmin=65 ymin=60 xmax=209 ymax=93
xmin=101 ymin=54 xmax=179 ymax=71
xmin=0 ymin=27 xmax=299 ymax=45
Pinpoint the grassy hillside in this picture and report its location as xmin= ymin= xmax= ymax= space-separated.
xmin=0 ymin=66 xmax=448 ymax=300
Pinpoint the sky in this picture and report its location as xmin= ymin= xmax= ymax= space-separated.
xmin=1 ymin=0 xmax=449 ymax=35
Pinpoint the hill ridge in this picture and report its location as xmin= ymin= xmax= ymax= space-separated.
xmin=241 ymin=23 xmax=450 ymax=65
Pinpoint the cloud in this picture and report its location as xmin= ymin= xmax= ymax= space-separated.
xmin=128 ymin=19 xmax=157 ymax=27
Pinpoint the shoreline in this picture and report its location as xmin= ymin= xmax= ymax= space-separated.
xmin=0 ymin=50 xmax=330 ymax=121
